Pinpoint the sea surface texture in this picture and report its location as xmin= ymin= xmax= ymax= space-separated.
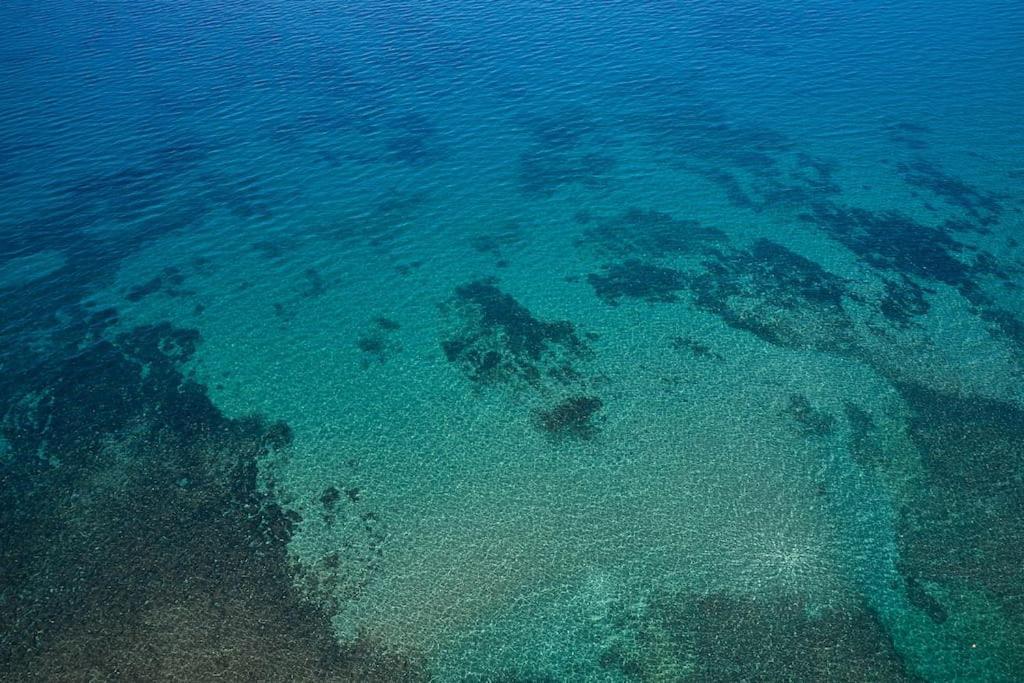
xmin=2 ymin=1 xmax=1023 ymax=680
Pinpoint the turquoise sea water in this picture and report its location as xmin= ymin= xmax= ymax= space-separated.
xmin=2 ymin=1 xmax=1023 ymax=680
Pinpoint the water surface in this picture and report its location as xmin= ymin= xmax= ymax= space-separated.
xmin=2 ymin=1 xmax=1023 ymax=680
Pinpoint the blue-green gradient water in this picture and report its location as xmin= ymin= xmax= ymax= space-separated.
xmin=2 ymin=1 xmax=1023 ymax=680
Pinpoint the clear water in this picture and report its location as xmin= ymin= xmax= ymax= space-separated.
xmin=2 ymin=1 xmax=1023 ymax=680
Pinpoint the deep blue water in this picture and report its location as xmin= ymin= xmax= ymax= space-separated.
xmin=2 ymin=1 xmax=1023 ymax=680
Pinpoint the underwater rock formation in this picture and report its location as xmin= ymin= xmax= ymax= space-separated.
xmin=895 ymin=383 xmax=1024 ymax=622
xmin=688 ymin=240 xmax=859 ymax=354
xmin=518 ymin=147 xmax=616 ymax=197
xmin=357 ymin=316 xmax=404 ymax=367
xmin=579 ymin=207 xmax=726 ymax=259
xmin=783 ymin=394 xmax=835 ymax=437
xmin=440 ymin=278 xmax=590 ymax=387
xmin=898 ymin=158 xmax=1003 ymax=224
xmin=588 ymin=259 xmax=687 ymax=305
xmin=534 ymin=395 xmax=604 ymax=441
xmin=0 ymin=320 xmax=423 ymax=681
xmin=598 ymin=589 xmax=916 ymax=682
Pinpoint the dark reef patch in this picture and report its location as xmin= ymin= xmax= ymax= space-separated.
xmin=384 ymin=112 xmax=442 ymax=167
xmin=125 ymin=266 xmax=192 ymax=302
xmin=687 ymin=240 xmax=858 ymax=353
xmin=0 ymin=143 xmax=278 ymax=346
xmin=574 ymin=209 xmax=593 ymax=224
xmin=252 ymin=237 xmax=300 ymax=260
xmin=638 ymin=101 xmax=839 ymax=211
xmin=356 ymin=317 xmax=403 ymax=368
xmin=301 ymin=479 xmax=386 ymax=613
xmin=600 ymin=590 xmax=917 ymax=682
xmin=518 ymin=146 xmax=616 ymax=197
xmin=321 ymin=485 xmax=342 ymax=510
xmin=579 ymin=207 xmax=727 ymax=259
xmin=357 ymin=338 xmax=382 ymax=355
xmin=783 ymin=394 xmax=835 ymax=437
xmin=886 ymin=121 xmax=931 ymax=151
xmin=895 ymin=382 xmax=1024 ymax=624
xmin=976 ymin=306 xmax=1024 ymax=352
xmin=521 ymin=106 xmax=598 ymax=151
xmin=801 ymin=202 xmax=1024 ymax=355
xmin=678 ymin=595 xmax=916 ymax=681
xmin=126 ymin=275 xmax=164 ymax=302
xmin=374 ymin=316 xmax=401 ymax=331
xmin=273 ymin=301 xmax=296 ymax=322
xmin=901 ymin=571 xmax=949 ymax=625
xmin=440 ymin=278 xmax=590 ymax=387
xmin=644 ymin=101 xmax=793 ymax=171
xmin=669 ymin=335 xmax=724 ymax=361
xmin=843 ymin=402 xmax=887 ymax=466
xmin=395 ymin=259 xmax=425 ymax=276
xmin=0 ymin=321 xmax=422 ymax=680
xmin=515 ymin=104 xmax=615 ymax=197
xmin=698 ymin=149 xmax=840 ymax=213
xmin=588 ymin=259 xmax=686 ymax=305
xmin=878 ymin=275 xmax=932 ymax=327
xmin=798 ymin=203 xmax=979 ymax=292
xmin=469 ymin=221 xmax=524 ymax=261
xmin=300 ymin=267 xmax=328 ymax=298
xmin=897 ymin=159 xmax=1002 ymax=224
xmin=318 ymin=189 xmax=430 ymax=248
xmin=534 ymin=395 xmax=604 ymax=441
xmin=899 ymin=381 xmax=1024 ymax=511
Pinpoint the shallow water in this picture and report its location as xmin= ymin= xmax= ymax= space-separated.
xmin=2 ymin=1 xmax=1023 ymax=680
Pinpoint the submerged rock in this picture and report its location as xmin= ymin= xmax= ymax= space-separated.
xmin=534 ymin=395 xmax=604 ymax=441
xmin=588 ymin=259 xmax=686 ymax=305
xmin=440 ymin=278 xmax=590 ymax=387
